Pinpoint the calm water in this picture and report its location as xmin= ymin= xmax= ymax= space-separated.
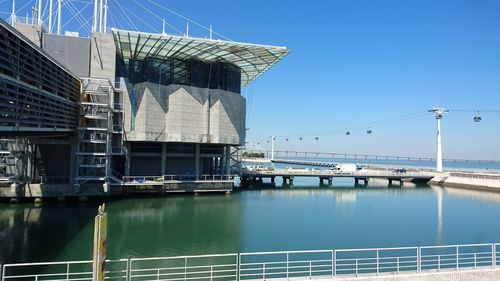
xmin=2 ymin=184 xmax=500 ymax=263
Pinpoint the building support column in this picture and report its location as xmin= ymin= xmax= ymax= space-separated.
xmin=194 ymin=144 xmax=200 ymax=176
xmin=125 ymin=142 xmax=131 ymax=177
xmin=225 ymin=145 xmax=231 ymax=177
xmin=161 ymin=143 xmax=167 ymax=175
xmin=69 ymin=137 xmax=77 ymax=185
xmin=214 ymin=157 xmax=218 ymax=175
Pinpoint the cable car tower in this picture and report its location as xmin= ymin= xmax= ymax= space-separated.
xmin=429 ymin=107 xmax=448 ymax=172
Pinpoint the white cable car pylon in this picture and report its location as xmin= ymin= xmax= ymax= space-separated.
xmin=429 ymin=107 xmax=448 ymax=172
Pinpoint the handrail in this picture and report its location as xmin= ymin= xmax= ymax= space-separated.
xmin=1 ymin=243 xmax=498 ymax=281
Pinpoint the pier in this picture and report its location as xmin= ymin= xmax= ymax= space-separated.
xmin=240 ymin=166 xmax=436 ymax=188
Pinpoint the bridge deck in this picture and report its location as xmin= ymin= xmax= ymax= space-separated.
xmin=241 ymin=169 xmax=436 ymax=180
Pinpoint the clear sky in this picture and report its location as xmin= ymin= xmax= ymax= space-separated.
xmin=2 ymin=0 xmax=500 ymax=159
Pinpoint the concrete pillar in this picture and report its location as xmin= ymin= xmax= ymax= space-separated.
xmin=161 ymin=143 xmax=167 ymax=175
xmin=194 ymin=144 xmax=200 ymax=176
xmin=289 ymin=176 xmax=294 ymax=185
xmin=225 ymin=145 xmax=231 ymax=177
xmin=26 ymin=143 xmax=33 ymax=183
xmin=354 ymin=178 xmax=359 ymax=185
xmin=69 ymin=138 xmax=77 ymax=184
xmin=214 ymin=157 xmax=219 ymax=175
xmin=328 ymin=177 xmax=333 ymax=186
xmin=219 ymin=157 xmax=223 ymax=175
xmin=282 ymin=176 xmax=287 ymax=184
xmin=125 ymin=142 xmax=131 ymax=176
xmin=388 ymin=179 xmax=393 ymax=186
xmin=271 ymin=177 xmax=275 ymax=184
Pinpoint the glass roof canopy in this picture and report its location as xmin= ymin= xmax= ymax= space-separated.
xmin=111 ymin=28 xmax=290 ymax=86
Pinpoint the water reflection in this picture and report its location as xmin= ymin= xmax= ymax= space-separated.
xmin=0 ymin=203 xmax=97 ymax=263
xmin=1 ymin=186 xmax=500 ymax=263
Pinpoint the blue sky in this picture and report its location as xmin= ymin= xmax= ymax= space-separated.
xmin=2 ymin=0 xmax=500 ymax=159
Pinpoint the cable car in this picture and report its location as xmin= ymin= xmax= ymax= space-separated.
xmin=299 ymin=137 xmax=303 ymax=140
xmin=345 ymin=131 xmax=350 ymax=136
xmin=367 ymin=129 xmax=372 ymax=134
xmin=315 ymin=137 xmax=319 ymax=140
xmin=286 ymin=138 xmax=289 ymax=141
xmin=473 ymin=112 xmax=482 ymax=122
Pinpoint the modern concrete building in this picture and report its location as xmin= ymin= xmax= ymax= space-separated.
xmin=0 ymin=5 xmax=288 ymax=198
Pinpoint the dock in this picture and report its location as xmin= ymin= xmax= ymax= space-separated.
xmin=240 ymin=167 xmax=436 ymax=187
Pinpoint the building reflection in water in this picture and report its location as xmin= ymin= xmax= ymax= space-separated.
xmin=0 ymin=203 xmax=97 ymax=263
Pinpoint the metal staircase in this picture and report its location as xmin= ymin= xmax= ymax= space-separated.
xmin=75 ymin=78 xmax=124 ymax=188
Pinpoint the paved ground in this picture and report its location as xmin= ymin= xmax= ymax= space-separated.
xmin=279 ymin=268 xmax=500 ymax=281
xmin=338 ymin=269 xmax=500 ymax=280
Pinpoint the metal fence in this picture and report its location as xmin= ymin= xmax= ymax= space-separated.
xmin=122 ymin=175 xmax=235 ymax=184
xmin=2 ymin=259 xmax=127 ymax=281
xmin=2 ymin=243 xmax=499 ymax=281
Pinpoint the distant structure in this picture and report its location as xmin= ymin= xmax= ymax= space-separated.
xmin=0 ymin=0 xmax=289 ymax=198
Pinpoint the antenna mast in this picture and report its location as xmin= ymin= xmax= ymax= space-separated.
xmin=48 ymin=0 xmax=53 ymax=33
xmin=37 ymin=0 xmax=42 ymax=25
xmin=11 ymin=0 xmax=16 ymax=26
xmin=57 ymin=0 xmax=61 ymax=35
xmin=92 ymin=0 xmax=98 ymax=32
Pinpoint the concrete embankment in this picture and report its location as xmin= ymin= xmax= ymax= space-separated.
xmin=430 ymin=172 xmax=500 ymax=192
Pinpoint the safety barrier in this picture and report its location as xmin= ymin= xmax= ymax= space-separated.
xmin=2 ymin=243 xmax=499 ymax=281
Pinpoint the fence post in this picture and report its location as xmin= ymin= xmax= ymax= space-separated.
xmin=128 ymin=259 xmax=132 ymax=281
xmin=417 ymin=247 xmax=421 ymax=273
xmin=157 ymin=269 xmax=160 ymax=281
xmin=332 ymin=250 xmax=335 ymax=277
xmin=376 ymin=249 xmax=379 ymax=275
xmin=438 ymin=255 xmax=440 ymax=270
xmin=493 ymin=244 xmax=496 ymax=268
xmin=456 ymin=246 xmax=459 ymax=271
xmin=126 ymin=259 xmax=130 ymax=281
xmin=66 ymin=263 xmax=70 ymax=281
xmin=236 ymin=254 xmax=240 ymax=281
xmin=474 ymin=253 xmax=477 ymax=269
xmin=286 ymin=253 xmax=289 ymax=279
xmin=263 ymin=263 xmax=266 ymax=280
xmin=355 ymin=260 xmax=358 ymax=276
xmin=184 ymin=257 xmax=187 ymax=281
xmin=309 ymin=261 xmax=312 ymax=279
xmin=397 ymin=257 xmax=399 ymax=274
xmin=210 ymin=266 xmax=213 ymax=281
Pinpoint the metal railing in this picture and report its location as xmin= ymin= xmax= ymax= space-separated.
xmin=2 ymin=243 xmax=499 ymax=281
xmin=129 ymin=254 xmax=238 ymax=281
xmin=449 ymin=172 xmax=500 ymax=181
xmin=122 ymin=175 xmax=235 ymax=184
xmin=2 ymin=259 xmax=127 ymax=281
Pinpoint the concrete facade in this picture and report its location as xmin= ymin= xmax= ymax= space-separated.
xmin=13 ymin=23 xmax=43 ymax=46
xmin=90 ymin=32 xmax=116 ymax=82
xmin=123 ymin=82 xmax=246 ymax=145
xmin=42 ymin=34 xmax=91 ymax=77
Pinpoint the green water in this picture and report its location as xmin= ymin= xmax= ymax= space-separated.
xmin=2 ymin=185 xmax=500 ymax=263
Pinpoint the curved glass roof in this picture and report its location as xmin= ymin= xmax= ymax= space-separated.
xmin=111 ymin=28 xmax=289 ymax=86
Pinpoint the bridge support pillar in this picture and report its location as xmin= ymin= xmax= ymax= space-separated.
xmin=328 ymin=177 xmax=333 ymax=186
xmin=271 ymin=177 xmax=275 ymax=184
xmin=289 ymin=176 xmax=294 ymax=185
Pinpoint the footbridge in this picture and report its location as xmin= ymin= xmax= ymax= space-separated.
xmin=240 ymin=167 xmax=436 ymax=186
